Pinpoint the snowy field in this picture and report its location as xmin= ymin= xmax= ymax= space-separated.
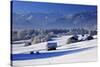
xmin=11 ymin=35 xmax=97 ymax=66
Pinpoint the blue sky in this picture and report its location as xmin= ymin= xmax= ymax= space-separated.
xmin=12 ymin=1 xmax=97 ymax=14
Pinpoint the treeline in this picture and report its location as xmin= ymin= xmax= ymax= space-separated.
xmin=11 ymin=28 xmax=97 ymax=41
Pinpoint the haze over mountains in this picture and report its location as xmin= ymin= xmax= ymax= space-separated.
xmin=12 ymin=11 xmax=97 ymax=31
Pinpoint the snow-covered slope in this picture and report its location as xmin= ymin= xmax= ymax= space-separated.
xmin=12 ymin=35 xmax=72 ymax=54
xmin=12 ymin=35 xmax=97 ymax=54
xmin=12 ymin=38 xmax=97 ymax=66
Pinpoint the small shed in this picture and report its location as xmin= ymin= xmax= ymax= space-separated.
xmin=47 ymin=42 xmax=57 ymax=51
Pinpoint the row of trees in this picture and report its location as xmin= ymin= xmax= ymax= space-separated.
xmin=11 ymin=28 xmax=97 ymax=41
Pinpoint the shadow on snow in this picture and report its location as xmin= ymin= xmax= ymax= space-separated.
xmin=11 ymin=46 xmax=96 ymax=61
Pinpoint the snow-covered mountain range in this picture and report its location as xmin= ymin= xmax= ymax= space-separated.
xmin=12 ymin=11 xmax=97 ymax=30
